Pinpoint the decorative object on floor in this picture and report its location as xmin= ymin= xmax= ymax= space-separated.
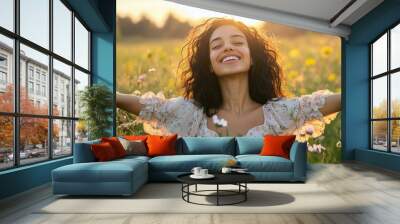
xmin=79 ymin=84 xmax=113 ymax=140
xmin=39 ymin=183 xmax=361 ymax=213
xmin=178 ymin=173 xmax=255 ymax=206
xmin=260 ymin=135 xmax=296 ymax=159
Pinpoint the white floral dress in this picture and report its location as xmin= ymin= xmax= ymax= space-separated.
xmin=137 ymin=90 xmax=339 ymax=141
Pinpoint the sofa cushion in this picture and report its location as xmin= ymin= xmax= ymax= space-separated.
xmin=73 ymin=139 xmax=101 ymax=163
xmin=236 ymin=155 xmax=293 ymax=172
xmin=52 ymin=158 xmax=147 ymax=183
xmin=235 ymin=137 xmax=263 ymax=155
xmin=177 ymin=137 xmax=235 ymax=155
xmin=148 ymin=154 xmax=235 ymax=172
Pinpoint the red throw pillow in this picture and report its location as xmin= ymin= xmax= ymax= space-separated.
xmin=146 ymin=134 xmax=178 ymax=157
xmin=91 ymin=142 xmax=117 ymax=161
xmin=260 ymin=135 xmax=296 ymax=159
xmin=101 ymin=137 xmax=127 ymax=158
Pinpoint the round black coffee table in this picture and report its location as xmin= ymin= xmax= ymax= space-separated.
xmin=177 ymin=173 xmax=255 ymax=206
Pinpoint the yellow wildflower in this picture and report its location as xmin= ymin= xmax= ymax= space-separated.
xmin=287 ymin=70 xmax=299 ymax=79
xmin=305 ymin=58 xmax=316 ymax=67
xmin=328 ymin=73 xmax=336 ymax=81
xmin=289 ymin=49 xmax=300 ymax=58
xmin=320 ymin=46 xmax=333 ymax=57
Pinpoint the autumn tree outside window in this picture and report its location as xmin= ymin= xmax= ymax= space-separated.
xmin=0 ymin=0 xmax=91 ymax=171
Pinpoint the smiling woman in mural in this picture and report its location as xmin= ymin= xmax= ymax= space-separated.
xmin=116 ymin=18 xmax=341 ymax=139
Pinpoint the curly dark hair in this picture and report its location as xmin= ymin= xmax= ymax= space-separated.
xmin=178 ymin=18 xmax=284 ymax=117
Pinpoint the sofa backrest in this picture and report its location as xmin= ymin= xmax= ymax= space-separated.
xmin=73 ymin=139 xmax=101 ymax=163
xmin=177 ymin=137 xmax=236 ymax=155
xmin=235 ymin=137 xmax=263 ymax=155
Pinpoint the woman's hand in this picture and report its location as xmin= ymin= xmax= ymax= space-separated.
xmin=319 ymin=93 xmax=341 ymax=116
xmin=116 ymin=92 xmax=143 ymax=116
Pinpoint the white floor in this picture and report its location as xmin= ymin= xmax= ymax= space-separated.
xmin=1 ymin=162 xmax=400 ymax=224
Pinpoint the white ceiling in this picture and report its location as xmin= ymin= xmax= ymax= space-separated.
xmin=167 ymin=0 xmax=384 ymax=38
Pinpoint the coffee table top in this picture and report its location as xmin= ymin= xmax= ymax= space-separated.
xmin=177 ymin=172 xmax=255 ymax=185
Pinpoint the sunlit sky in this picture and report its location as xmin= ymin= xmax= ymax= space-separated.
xmin=117 ymin=0 xmax=263 ymax=27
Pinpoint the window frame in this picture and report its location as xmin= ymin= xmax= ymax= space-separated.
xmin=0 ymin=0 xmax=92 ymax=171
xmin=370 ymin=20 xmax=400 ymax=154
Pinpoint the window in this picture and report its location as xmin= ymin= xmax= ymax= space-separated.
xmin=35 ymin=70 xmax=40 ymax=81
xmin=28 ymin=67 xmax=34 ymax=80
xmin=20 ymin=0 xmax=49 ymax=49
xmin=0 ymin=54 xmax=7 ymax=67
xmin=42 ymin=85 xmax=46 ymax=97
xmin=28 ymin=81 xmax=34 ymax=94
xmin=0 ymin=34 xmax=13 ymax=113
xmin=0 ymin=71 xmax=6 ymax=85
xmin=75 ymin=18 xmax=90 ymax=70
xmin=370 ymin=23 xmax=400 ymax=154
xmin=0 ymin=0 xmax=91 ymax=170
xmin=36 ymin=83 xmax=40 ymax=95
xmin=0 ymin=0 xmax=14 ymax=32
xmin=0 ymin=54 xmax=8 ymax=86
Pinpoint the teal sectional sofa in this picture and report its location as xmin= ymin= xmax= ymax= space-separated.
xmin=52 ymin=137 xmax=307 ymax=196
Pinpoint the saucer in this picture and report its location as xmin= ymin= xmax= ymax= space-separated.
xmin=190 ymin=174 xmax=215 ymax=179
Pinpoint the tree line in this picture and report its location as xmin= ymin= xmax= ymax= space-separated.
xmin=117 ymin=14 xmax=308 ymax=40
xmin=117 ymin=14 xmax=192 ymax=39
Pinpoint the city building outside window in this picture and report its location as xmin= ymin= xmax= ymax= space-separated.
xmin=0 ymin=0 xmax=91 ymax=170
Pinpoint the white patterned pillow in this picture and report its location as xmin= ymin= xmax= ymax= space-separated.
xmin=118 ymin=137 xmax=147 ymax=156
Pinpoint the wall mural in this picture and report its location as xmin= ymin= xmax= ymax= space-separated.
xmin=115 ymin=0 xmax=342 ymax=163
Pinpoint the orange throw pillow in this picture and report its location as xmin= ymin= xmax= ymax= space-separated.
xmin=91 ymin=142 xmax=117 ymax=161
xmin=260 ymin=135 xmax=296 ymax=159
xmin=124 ymin=135 xmax=148 ymax=142
xmin=146 ymin=134 xmax=178 ymax=157
xmin=101 ymin=137 xmax=127 ymax=158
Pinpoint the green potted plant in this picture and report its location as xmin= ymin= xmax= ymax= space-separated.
xmin=79 ymin=84 xmax=113 ymax=140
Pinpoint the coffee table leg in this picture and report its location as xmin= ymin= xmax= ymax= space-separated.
xmin=217 ymin=184 xmax=219 ymax=206
xmin=195 ymin=184 xmax=197 ymax=192
xmin=245 ymin=183 xmax=247 ymax=201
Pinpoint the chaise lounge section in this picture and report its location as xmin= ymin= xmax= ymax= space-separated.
xmin=52 ymin=137 xmax=307 ymax=196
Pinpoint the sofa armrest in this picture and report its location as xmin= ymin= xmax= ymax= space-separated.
xmin=73 ymin=140 xmax=100 ymax=163
xmin=289 ymin=141 xmax=307 ymax=181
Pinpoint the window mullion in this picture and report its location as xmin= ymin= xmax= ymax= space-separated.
xmin=370 ymin=45 xmax=373 ymax=149
xmin=13 ymin=0 xmax=20 ymax=167
xmin=388 ymin=30 xmax=391 ymax=152
xmin=71 ymin=10 xmax=76 ymax=156
xmin=48 ymin=0 xmax=53 ymax=160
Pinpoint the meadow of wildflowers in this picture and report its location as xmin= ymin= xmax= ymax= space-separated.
xmin=117 ymin=32 xmax=342 ymax=163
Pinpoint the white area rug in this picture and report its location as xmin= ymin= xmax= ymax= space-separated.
xmin=37 ymin=183 xmax=361 ymax=214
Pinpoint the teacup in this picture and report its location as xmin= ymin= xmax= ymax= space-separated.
xmin=221 ymin=167 xmax=232 ymax=174
xmin=191 ymin=167 xmax=202 ymax=176
xmin=199 ymin=169 xmax=208 ymax=176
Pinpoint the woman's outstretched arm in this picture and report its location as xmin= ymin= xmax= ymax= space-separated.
xmin=116 ymin=92 xmax=143 ymax=116
xmin=319 ymin=93 xmax=341 ymax=116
